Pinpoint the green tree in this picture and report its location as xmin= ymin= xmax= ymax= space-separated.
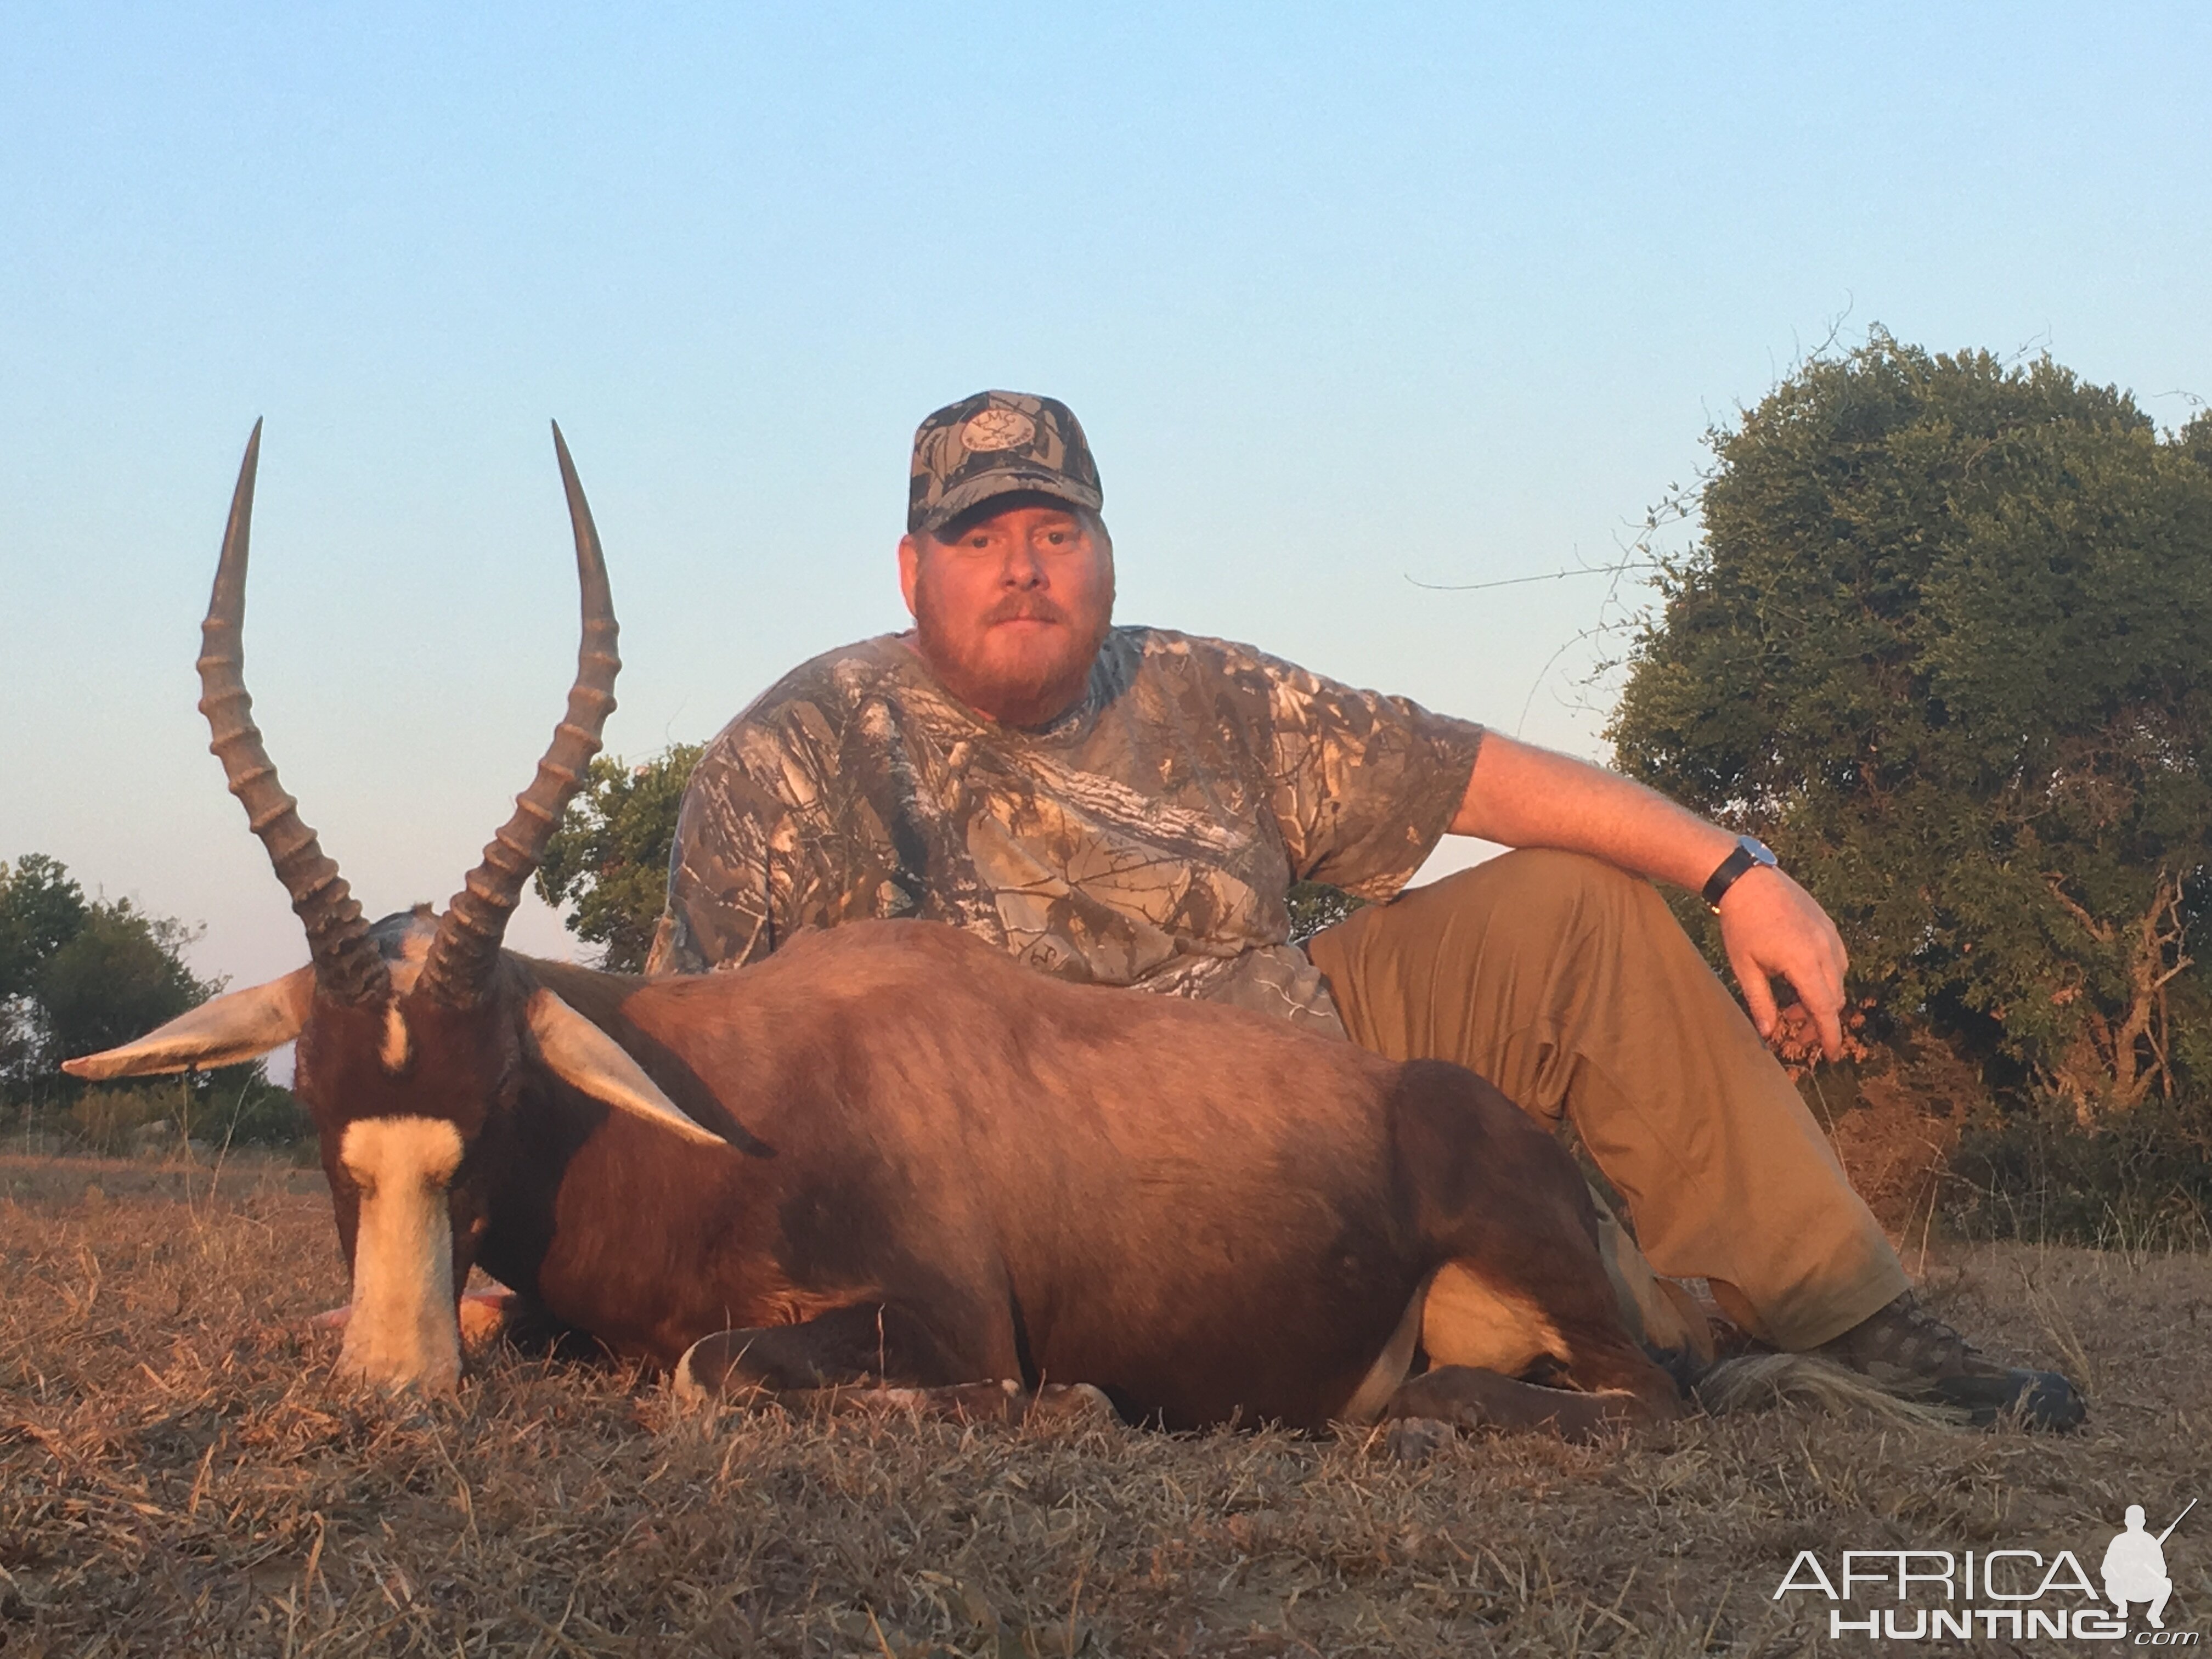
xmin=535 ymin=743 xmax=704 ymax=972
xmin=37 ymin=900 xmax=210 ymax=1065
xmin=0 ymin=853 xmax=88 ymax=991
xmin=2 ymin=856 xmax=213 ymax=1082
xmin=1 ymin=855 xmax=86 ymax=1090
xmin=3 ymin=856 xmax=221 ymax=1103
xmin=0 ymin=855 xmax=307 ymax=1142
xmin=1611 ymin=335 xmax=2212 ymax=1116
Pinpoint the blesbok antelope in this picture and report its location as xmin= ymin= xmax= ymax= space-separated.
xmin=66 ymin=422 xmax=1695 ymax=1438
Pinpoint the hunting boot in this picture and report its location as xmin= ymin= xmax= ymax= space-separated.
xmin=1815 ymin=1291 xmax=2086 ymax=1430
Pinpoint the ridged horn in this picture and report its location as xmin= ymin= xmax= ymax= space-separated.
xmin=417 ymin=422 xmax=619 ymax=1008
xmin=196 ymin=420 xmax=390 ymax=1005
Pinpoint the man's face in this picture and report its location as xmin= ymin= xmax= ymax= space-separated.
xmin=899 ymin=501 xmax=1115 ymax=727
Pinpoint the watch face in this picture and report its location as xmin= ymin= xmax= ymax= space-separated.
xmin=1743 ymin=836 xmax=1778 ymax=867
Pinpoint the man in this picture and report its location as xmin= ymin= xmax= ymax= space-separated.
xmin=2102 ymin=1505 xmax=2176 ymax=1628
xmin=649 ymin=389 xmax=2084 ymax=1429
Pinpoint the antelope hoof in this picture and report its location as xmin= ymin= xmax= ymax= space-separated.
xmin=457 ymin=1289 xmax=519 ymax=1348
xmin=1026 ymin=1383 xmax=1119 ymax=1429
xmin=1383 ymin=1415 xmax=1456 ymax=1464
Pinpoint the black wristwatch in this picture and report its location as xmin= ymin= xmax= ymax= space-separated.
xmin=1701 ymin=835 xmax=1779 ymax=910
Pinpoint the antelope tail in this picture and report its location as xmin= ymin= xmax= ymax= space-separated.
xmin=1692 ymin=1352 xmax=1966 ymax=1428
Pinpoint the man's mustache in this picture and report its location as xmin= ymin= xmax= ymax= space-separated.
xmin=983 ymin=595 xmax=1070 ymax=627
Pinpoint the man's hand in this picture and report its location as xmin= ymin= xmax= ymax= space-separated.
xmin=1715 ymin=866 xmax=1850 ymax=1060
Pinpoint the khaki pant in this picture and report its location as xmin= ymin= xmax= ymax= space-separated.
xmin=1305 ymin=849 xmax=1907 ymax=1352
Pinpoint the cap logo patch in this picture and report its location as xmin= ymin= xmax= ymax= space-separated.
xmin=961 ymin=408 xmax=1036 ymax=452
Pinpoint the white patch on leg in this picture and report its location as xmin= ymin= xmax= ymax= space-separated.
xmin=1420 ymin=1260 xmax=1570 ymax=1379
xmin=336 ymin=1116 xmax=465 ymax=1393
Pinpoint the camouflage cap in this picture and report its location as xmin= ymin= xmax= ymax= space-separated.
xmin=907 ymin=390 xmax=1103 ymax=537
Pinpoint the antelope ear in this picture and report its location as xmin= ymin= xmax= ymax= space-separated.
xmin=524 ymin=987 xmax=724 ymax=1148
xmin=61 ymin=966 xmax=316 ymax=1080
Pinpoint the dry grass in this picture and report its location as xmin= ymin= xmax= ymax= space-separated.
xmin=3 ymin=1153 xmax=2209 ymax=1657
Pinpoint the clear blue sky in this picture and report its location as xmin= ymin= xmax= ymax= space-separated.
xmin=4 ymin=2 xmax=2207 ymax=1001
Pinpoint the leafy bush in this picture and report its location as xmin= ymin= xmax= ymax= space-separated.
xmin=67 ymin=1085 xmax=174 ymax=1157
xmin=1612 ymin=334 xmax=2212 ymax=1116
xmin=58 ymin=1072 xmax=310 ymax=1156
xmin=211 ymin=1078 xmax=312 ymax=1148
xmin=1945 ymin=1092 xmax=2212 ymax=1251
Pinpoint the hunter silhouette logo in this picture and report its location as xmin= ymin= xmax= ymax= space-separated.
xmin=2105 ymin=1499 xmax=2193 ymax=1630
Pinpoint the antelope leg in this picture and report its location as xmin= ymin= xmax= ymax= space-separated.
xmin=1382 ymin=1364 xmax=1670 ymax=1442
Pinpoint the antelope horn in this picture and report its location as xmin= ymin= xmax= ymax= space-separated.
xmin=417 ymin=422 xmax=619 ymax=1008
xmin=197 ymin=421 xmax=389 ymax=1005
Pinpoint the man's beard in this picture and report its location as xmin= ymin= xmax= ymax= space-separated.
xmin=912 ymin=587 xmax=1112 ymax=729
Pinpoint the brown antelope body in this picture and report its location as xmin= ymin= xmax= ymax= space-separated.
xmin=67 ymin=425 xmax=1685 ymax=1438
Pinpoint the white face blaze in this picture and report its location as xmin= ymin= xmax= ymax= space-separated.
xmin=336 ymin=1116 xmax=467 ymax=1393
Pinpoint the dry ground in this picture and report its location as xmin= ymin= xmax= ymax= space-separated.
xmin=2 ymin=1154 xmax=2207 ymax=1657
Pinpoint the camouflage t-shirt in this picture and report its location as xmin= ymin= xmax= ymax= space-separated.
xmin=647 ymin=627 xmax=1485 ymax=1034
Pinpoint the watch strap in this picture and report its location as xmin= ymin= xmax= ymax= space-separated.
xmin=1701 ymin=837 xmax=1774 ymax=910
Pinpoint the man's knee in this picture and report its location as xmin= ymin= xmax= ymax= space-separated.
xmin=1416 ymin=847 xmax=1654 ymax=937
